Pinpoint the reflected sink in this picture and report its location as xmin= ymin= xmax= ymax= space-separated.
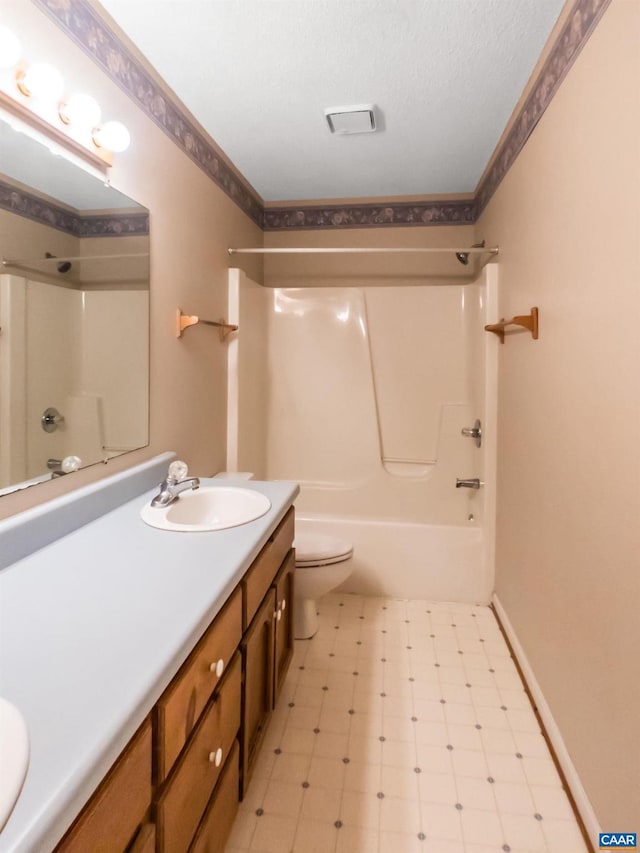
xmin=0 ymin=698 xmax=29 ymax=831
xmin=140 ymin=486 xmax=271 ymax=532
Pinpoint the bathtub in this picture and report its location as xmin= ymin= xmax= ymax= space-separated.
xmin=295 ymin=515 xmax=491 ymax=604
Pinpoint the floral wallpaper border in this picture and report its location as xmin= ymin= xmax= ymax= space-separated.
xmin=32 ymin=0 xmax=611 ymax=231
xmin=79 ymin=211 xmax=150 ymax=237
xmin=475 ymin=0 xmax=613 ymax=215
xmin=264 ymin=200 xmax=475 ymax=231
xmin=0 ymin=179 xmax=150 ymax=237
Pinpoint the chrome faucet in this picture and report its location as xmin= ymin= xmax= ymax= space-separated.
xmin=47 ymin=455 xmax=81 ymax=477
xmin=151 ymin=460 xmax=200 ymax=508
xmin=461 ymin=419 xmax=482 ymax=448
xmin=456 ymin=478 xmax=482 ymax=489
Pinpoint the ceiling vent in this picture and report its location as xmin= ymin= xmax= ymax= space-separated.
xmin=325 ymin=104 xmax=377 ymax=135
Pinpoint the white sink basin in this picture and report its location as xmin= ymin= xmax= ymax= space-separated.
xmin=140 ymin=486 xmax=271 ymax=532
xmin=0 ymin=698 xmax=29 ymax=832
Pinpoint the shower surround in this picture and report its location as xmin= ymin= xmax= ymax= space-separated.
xmin=227 ymin=267 xmax=497 ymax=602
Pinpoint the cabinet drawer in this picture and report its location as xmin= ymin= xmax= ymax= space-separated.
xmin=189 ymin=740 xmax=240 ymax=853
xmin=157 ymin=654 xmax=242 ymax=853
xmin=55 ymin=719 xmax=151 ymax=853
xmin=156 ymin=587 xmax=242 ymax=780
xmin=242 ymin=507 xmax=294 ymax=628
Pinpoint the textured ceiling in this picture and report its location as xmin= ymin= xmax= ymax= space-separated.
xmin=98 ymin=0 xmax=566 ymax=202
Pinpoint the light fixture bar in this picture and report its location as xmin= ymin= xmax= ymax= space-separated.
xmin=0 ymin=89 xmax=111 ymax=173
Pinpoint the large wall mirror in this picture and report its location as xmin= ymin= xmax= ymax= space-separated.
xmin=0 ymin=112 xmax=150 ymax=497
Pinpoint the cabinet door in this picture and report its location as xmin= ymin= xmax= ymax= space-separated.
xmin=273 ymin=549 xmax=295 ymax=706
xmin=240 ymin=588 xmax=276 ymax=796
xmin=54 ymin=719 xmax=151 ymax=853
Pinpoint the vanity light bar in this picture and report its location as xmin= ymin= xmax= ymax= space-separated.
xmin=0 ymin=89 xmax=111 ymax=174
xmin=0 ymin=26 xmax=131 ymax=162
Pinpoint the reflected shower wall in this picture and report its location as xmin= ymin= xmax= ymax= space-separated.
xmin=227 ymin=269 xmax=491 ymax=528
xmin=0 ymin=274 xmax=148 ymax=489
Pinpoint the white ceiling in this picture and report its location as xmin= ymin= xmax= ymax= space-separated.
xmin=98 ymin=0 xmax=566 ymax=202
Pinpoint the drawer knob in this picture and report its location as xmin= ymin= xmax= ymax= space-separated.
xmin=209 ymin=658 xmax=224 ymax=677
xmin=276 ymin=609 xmax=282 ymax=621
xmin=208 ymin=747 xmax=223 ymax=767
xmin=281 ymin=599 xmax=286 ymax=611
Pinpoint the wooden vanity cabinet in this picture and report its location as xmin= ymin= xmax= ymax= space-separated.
xmin=54 ymin=719 xmax=152 ymax=853
xmin=53 ymin=505 xmax=295 ymax=853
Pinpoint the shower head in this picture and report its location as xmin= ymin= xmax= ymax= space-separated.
xmin=45 ymin=252 xmax=72 ymax=274
xmin=455 ymin=240 xmax=485 ymax=266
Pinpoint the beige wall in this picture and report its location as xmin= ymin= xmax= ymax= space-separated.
xmin=0 ymin=208 xmax=79 ymax=283
xmin=0 ymin=0 xmax=262 ymax=520
xmin=0 ymin=209 xmax=149 ymax=286
xmin=478 ymin=0 xmax=640 ymax=831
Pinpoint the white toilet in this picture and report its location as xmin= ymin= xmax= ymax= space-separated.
xmin=213 ymin=474 xmax=353 ymax=639
xmin=293 ymin=532 xmax=353 ymax=639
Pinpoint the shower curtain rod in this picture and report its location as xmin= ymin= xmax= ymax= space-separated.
xmin=228 ymin=246 xmax=499 ymax=255
xmin=2 ymin=252 xmax=149 ymax=266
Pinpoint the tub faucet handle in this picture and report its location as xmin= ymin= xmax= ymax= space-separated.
xmin=461 ymin=419 xmax=482 ymax=448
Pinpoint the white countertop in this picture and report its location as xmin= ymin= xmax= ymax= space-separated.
xmin=0 ymin=465 xmax=298 ymax=852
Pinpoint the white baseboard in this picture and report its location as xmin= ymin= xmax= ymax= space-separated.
xmin=492 ymin=593 xmax=601 ymax=850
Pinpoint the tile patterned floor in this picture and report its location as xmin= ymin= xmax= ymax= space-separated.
xmin=225 ymin=594 xmax=589 ymax=853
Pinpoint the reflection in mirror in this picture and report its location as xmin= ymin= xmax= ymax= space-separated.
xmin=0 ymin=112 xmax=150 ymax=497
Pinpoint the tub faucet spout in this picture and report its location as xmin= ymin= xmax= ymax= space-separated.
xmin=456 ymin=478 xmax=482 ymax=489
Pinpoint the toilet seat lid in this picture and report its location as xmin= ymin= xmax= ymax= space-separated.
xmin=294 ymin=533 xmax=353 ymax=566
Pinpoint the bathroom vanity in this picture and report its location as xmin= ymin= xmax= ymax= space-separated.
xmin=0 ymin=455 xmax=298 ymax=852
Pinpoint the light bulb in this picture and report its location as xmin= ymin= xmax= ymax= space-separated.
xmin=93 ymin=120 xmax=130 ymax=153
xmin=59 ymin=93 xmax=102 ymax=129
xmin=17 ymin=62 xmax=64 ymax=101
xmin=0 ymin=26 xmax=22 ymax=68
